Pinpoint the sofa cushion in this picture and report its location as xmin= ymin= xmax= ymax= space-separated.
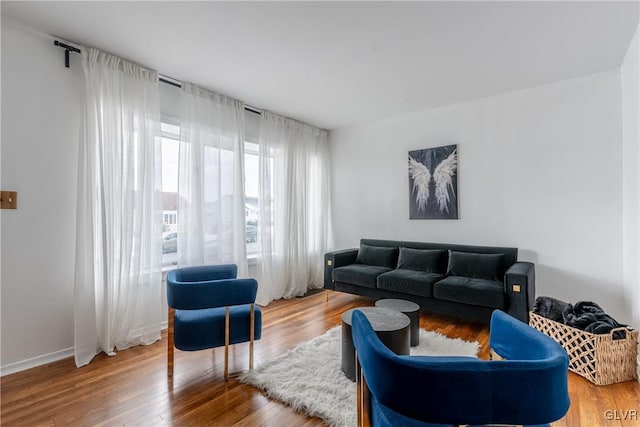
xmin=356 ymin=244 xmax=399 ymax=269
xmin=433 ymin=276 xmax=505 ymax=309
xmin=446 ymin=250 xmax=504 ymax=281
xmin=377 ymin=269 xmax=444 ymax=298
xmin=333 ymin=264 xmax=393 ymax=288
xmin=397 ymin=247 xmax=446 ymax=273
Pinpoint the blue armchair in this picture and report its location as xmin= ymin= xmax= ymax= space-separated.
xmin=166 ymin=264 xmax=262 ymax=379
xmin=351 ymin=309 xmax=569 ymax=427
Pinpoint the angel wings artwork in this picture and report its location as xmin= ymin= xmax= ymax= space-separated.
xmin=408 ymin=144 xmax=458 ymax=219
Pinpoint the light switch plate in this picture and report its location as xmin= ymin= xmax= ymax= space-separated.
xmin=0 ymin=191 xmax=17 ymax=209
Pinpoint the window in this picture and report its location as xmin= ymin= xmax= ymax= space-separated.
xmin=244 ymin=142 xmax=260 ymax=257
xmin=161 ymin=121 xmax=264 ymax=264
xmin=161 ymin=121 xmax=180 ymax=268
xmin=244 ymin=141 xmax=276 ymax=259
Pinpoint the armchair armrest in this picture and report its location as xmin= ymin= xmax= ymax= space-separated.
xmin=504 ymin=262 xmax=535 ymax=322
xmin=490 ymin=309 xmax=560 ymax=360
xmin=167 ymin=277 xmax=258 ymax=310
xmin=324 ymin=248 xmax=358 ymax=290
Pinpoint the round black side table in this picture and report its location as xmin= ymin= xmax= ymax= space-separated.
xmin=375 ymin=298 xmax=420 ymax=347
xmin=341 ymin=307 xmax=410 ymax=382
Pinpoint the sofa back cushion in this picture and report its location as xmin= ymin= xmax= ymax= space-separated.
xmin=446 ymin=250 xmax=504 ymax=281
xmin=360 ymin=239 xmax=517 ymax=278
xmin=356 ymin=244 xmax=399 ymax=268
xmin=397 ymin=247 xmax=446 ymax=273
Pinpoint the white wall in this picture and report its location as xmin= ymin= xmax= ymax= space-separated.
xmin=622 ymin=27 xmax=639 ymax=329
xmin=330 ymin=71 xmax=632 ymax=324
xmin=1 ymin=22 xmax=82 ymax=373
xmin=0 ymin=25 xmax=264 ymax=373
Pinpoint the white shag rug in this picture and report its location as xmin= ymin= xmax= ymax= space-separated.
xmin=239 ymin=326 xmax=479 ymax=427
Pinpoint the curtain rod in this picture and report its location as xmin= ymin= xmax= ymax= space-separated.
xmin=54 ymin=39 xmax=262 ymax=115
xmin=158 ymin=75 xmax=263 ymax=115
xmin=54 ymin=40 xmax=80 ymax=68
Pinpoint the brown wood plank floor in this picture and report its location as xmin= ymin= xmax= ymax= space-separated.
xmin=1 ymin=291 xmax=638 ymax=426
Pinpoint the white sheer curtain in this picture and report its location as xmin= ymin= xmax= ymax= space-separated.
xmin=256 ymin=111 xmax=330 ymax=305
xmin=74 ymin=48 xmax=163 ymax=367
xmin=177 ymin=83 xmax=248 ymax=276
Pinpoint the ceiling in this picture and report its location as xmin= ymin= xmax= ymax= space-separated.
xmin=2 ymin=1 xmax=638 ymax=130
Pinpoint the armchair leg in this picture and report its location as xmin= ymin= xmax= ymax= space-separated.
xmin=362 ymin=373 xmax=371 ymax=427
xmin=250 ymin=303 xmax=255 ymax=370
xmin=224 ymin=306 xmax=230 ymax=381
xmin=167 ymin=307 xmax=175 ymax=377
xmin=356 ymin=351 xmax=371 ymax=427
xmin=356 ymin=350 xmax=361 ymax=427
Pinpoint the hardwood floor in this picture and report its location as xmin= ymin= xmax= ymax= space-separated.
xmin=1 ymin=291 xmax=638 ymax=426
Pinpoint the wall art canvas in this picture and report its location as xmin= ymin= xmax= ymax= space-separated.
xmin=408 ymin=144 xmax=458 ymax=219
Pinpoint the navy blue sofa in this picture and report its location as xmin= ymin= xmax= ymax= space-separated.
xmin=324 ymin=239 xmax=535 ymax=323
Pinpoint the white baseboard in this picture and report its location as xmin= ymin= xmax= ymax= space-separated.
xmin=1 ymin=347 xmax=74 ymax=377
xmin=0 ymin=321 xmax=169 ymax=377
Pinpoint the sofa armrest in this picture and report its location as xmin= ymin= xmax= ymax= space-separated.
xmin=505 ymin=262 xmax=535 ymax=322
xmin=324 ymin=249 xmax=359 ymax=290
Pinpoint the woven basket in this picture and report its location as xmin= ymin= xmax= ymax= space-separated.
xmin=529 ymin=311 xmax=638 ymax=385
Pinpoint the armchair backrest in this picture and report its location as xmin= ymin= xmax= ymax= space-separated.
xmin=351 ymin=309 xmax=569 ymax=426
xmin=171 ymin=264 xmax=237 ymax=282
xmin=167 ymin=264 xmax=257 ymax=310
